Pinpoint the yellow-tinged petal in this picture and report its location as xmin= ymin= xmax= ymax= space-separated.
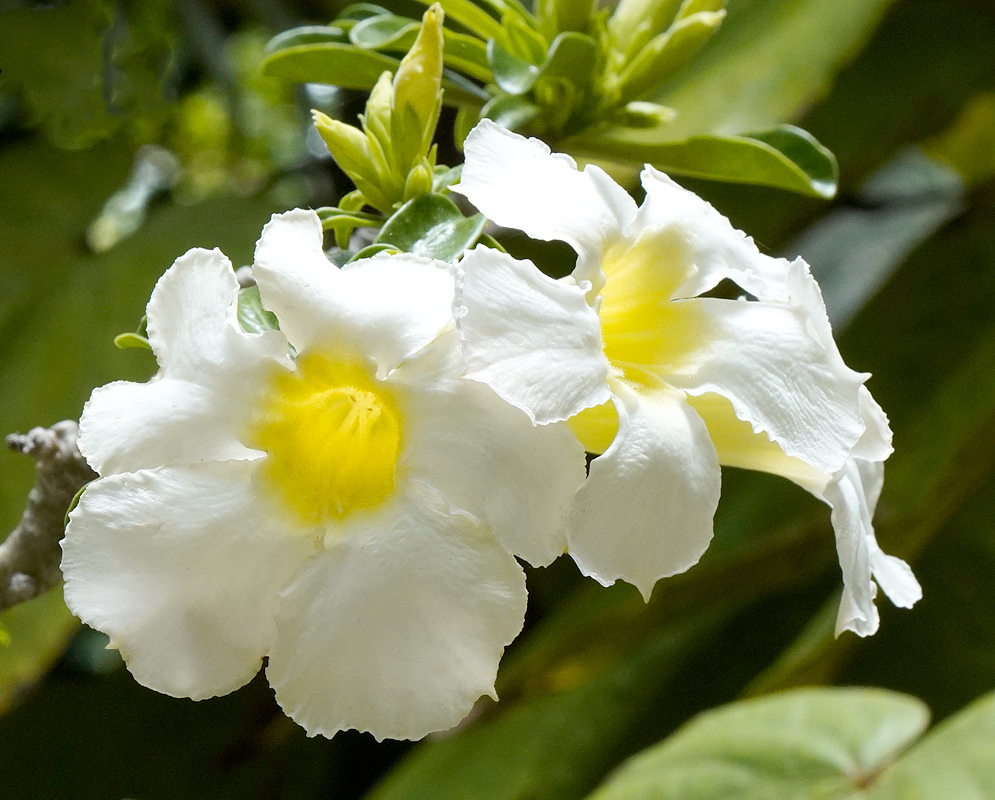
xmin=686 ymin=392 xmax=826 ymax=491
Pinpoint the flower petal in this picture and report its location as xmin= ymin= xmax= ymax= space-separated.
xmin=146 ymin=246 xmax=289 ymax=385
xmin=79 ymin=378 xmax=262 ymax=476
xmin=61 ymin=461 xmax=314 ymax=700
xmin=82 ymin=248 xmax=289 ymax=476
xmin=638 ymin=166 xmax=793 ymax=301
xmin=824 ymin=459 xmax=921 ymax=636
xmin=456 ymin=245 xmax=611 ymax=424
xmin=267 ymin=481 xmax=527 ymax=740
xmin=393 ymin=330 xmax=586 ymax=567
xmin=454 ymin=120 xmax=637 ymax=287
xmin=665 ymin=297 xmax=867 ymax=474
xmin=252 ymin=210 xmax=455 ymax=374
xmin=568 ymin=386 xmax=721 ymax=600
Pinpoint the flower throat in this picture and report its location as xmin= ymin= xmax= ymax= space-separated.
xmin=252 ymin=354 xmax=402 ymax=524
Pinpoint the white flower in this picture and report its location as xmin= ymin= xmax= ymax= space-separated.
xmin=61 ymin=209 xmax=586 ymax=740
xmin=451 ymin=119 xmax=921 ymax=635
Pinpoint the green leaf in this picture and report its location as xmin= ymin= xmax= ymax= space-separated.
xmin=411 ymin=0 xmax=504 ymax=42
xmin=541 ymin=32 xmax=598 ymax=93
xmin=870 ymin=692 xmax=995 ymax=796
xmin=113 ymin=314 xmax=151 ymax=351
xmin=585 ymin=688 xmax=930 ymax=800
xmin=350 ymin=243 xmax=402 ymax=260
xmin=264 ymin=25 xmax=351 ymax=52
xmin=375 ymin=193 xmax=486 ymax=262
xmin=652 ymin=0 xmax=899 ymax=140
xmin=261 ymin=41 xmax=488 ymax=107
xmin=237 ymin=285 xmax=280 ymax=334
xmin=488 ymin=39 xmax=541 ymax=95
xmin=481 ymin=94 xmax=542 ymax=131
xmin=338 ymin=3 xmax=393 ymax=21
xmin=568 ymin=124 xmax=838 ymax=197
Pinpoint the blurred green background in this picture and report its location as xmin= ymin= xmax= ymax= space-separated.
xmin=2 ymin=0 xmax=995 ymax=797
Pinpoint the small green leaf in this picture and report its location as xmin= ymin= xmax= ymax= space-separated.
xmin=338 ymin=3 xmax=393 ymax=21
xmin=113 ymin=314 xmax=150 ymax=351
xmin=432 ymin=164 xmax=464 ymax=191
xmin=488 ymin=39 xmax=541 ymax=95
xmin=541 ymin=32 xmax=598 ymax=93
xmin=264 ymin=25 xmax=350 ymax=54
xmin=585 ymin=688 xmax=930 ymax=800
xmin=481 ymin=93 xmax=542 ymax=131
xmin=375 ymin=193 xmax=486 ymax=262
xmin=237 ymin=285 xmax=280 ymax=334
xmin=351 ymin=243 xmax=403 ymax=260
xmin=503 ymin=11 xmax=548 ymax=65
xmin=567 ymin=124 xmax=838 ymax=198
xmin=349 ymin=14 xmax=420 ymax=49
xmin=112 ymin=332 xmax=151 ymax=350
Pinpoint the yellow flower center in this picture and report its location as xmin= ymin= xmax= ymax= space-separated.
xmin=570 ymin=226 xmax=704 ymax=454
xmin=250 ymin=353 xmax=402 ymax=524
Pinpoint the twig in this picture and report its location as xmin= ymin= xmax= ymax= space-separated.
xmin=0 ymin=421 xmax=96 ymax=612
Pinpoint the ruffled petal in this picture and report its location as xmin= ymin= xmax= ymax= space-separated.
xmin=823 ymin=459 xmax=921 ymax=637
xmin=146 ymin=246 xmax=290 ymax=385
xmin=454 ymin=120 xmax=637 ymax=286
xmin=392 ymin=330 xmax=586 ymax=567
xmin=79 ymin=378 xmax=261 ymax=476
xmin=638 ymin=166 xmax=792 ymax=301
xmin=686 ymin=392 xmax=828 ymax=490
xmin=253 ymin=210 xmax=455 ymax=374
xmin=568 ymin=386 xmax=721 ymax=600
xmin=61 ymin=461 xmax=314 ymax=700
xmin=664 ymin=296 xmax=867 ymax=475
xmin=83 ymin=248 xmax=289 ymax=476
xmin=266 ymin=481 xmax=527 ymax=740
xmin=456 ymin=245 xmax=611 ymax=424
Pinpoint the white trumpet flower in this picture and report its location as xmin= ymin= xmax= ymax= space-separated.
xmin=61 ymin=209 xmax=586 ymax=739
xmin=452 ymin=120 xmax=920 ymax=635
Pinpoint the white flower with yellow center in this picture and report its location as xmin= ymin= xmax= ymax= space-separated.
xmin=61 ymin=209 xmax=586 ymax=739
xmin=452 ymin=120 xmax=921 ymax=636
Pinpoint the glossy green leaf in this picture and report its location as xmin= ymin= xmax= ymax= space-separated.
xmin=652 ymin=0 xmax=898 ymax=140
xmin=236 ymin=286 xmax=280 ymax=334
xmin=350 ymin=243 xmax=402 ymax=261
xmin=412 ymin=0 xmax=504 ymax=42
xmin=503 ymin=11 xmax=548 ymax=65
xmin=349 ymin=14 xmax=492 ymax=82
xmin=375 ymin=193 xmax=486 ymax=262
xmin=264 ymin=25 xmax=350 ymax=52
xmin=488 ymin=39 xmax=541 ymax=95
xmin=568 ymin=124 xmax=838 ymax=197
xmin=339 ymin=3 xmax=393 ymax=21
xmin=481 ymin=94 xmax=542 ymax=131
xmin=585 ymin=688 xmax=930 ymax=800
xmin=261 ymin=41 xmax=487 ymax=107
xmin=541 ymin=32 xmax=598 ymax=93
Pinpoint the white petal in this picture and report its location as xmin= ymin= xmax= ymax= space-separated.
xmin=83 ymin=246 xmax=290 ymax=475
xmin=79 ymin=378 xmax=261 ymax=476
xmin=146 ymin=246 xmax=289 ymax=385
xmin=267 ymin=481 xmax=527 ymax=740
xmin=456 ymin=245 xmax=611 ymax=424
xmin=393 ymin=330 xmax=586 ymax=567
xmin=665 ymin=297 xmax=867 ymax=475
xmin=61 ymin=461 xmax=314 ymax=700
xmin=454 ymin=120 xmax=637 ymax=286
xmin=824 ymin=461 xmax=880 ymax=637
xmin=639 ymin=166 xmax=792 ymax=301
xmin=568 ymin=387 xmax=721 ymax=600
xmin=824 ymin=459 xmax=921 ymax=636
xmin=852 ymin=386 xmax=894 ymax=464
xmin=252 ymin=210 xmax=455 ymax=375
